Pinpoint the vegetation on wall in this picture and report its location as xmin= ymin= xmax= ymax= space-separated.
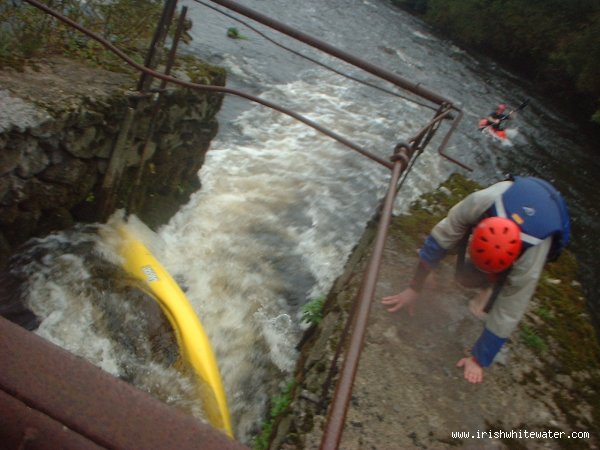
xmin=390 ymin=0 xmax=600 ymax=127
xmin=0 ymin=0 xmax=169 ymax=70
xmin=252 ymin=379 xmax=296 ymax=450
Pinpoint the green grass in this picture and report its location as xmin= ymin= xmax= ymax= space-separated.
xmin=0 ymin=0 xmax=164 ymax=71
xmin=519 ymin=324 xmax=547 ymax=351
xmin=252 ymin=379 xmax=296 ymax=450
xmin=302 ymin=296 xmax=326 ymax=326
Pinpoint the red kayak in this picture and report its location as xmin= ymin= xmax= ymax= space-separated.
xmin=478 ymin=100 xmax=529 ymax=142
xmin=479 ymin=118 xmax=508 ymax=141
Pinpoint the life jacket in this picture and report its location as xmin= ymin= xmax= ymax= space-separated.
xmin=489 ymin=176 xmax=571 ymax=261
xmin=455 ymin=176 xmax=570 ymax=312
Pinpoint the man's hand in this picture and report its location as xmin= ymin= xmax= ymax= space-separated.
xmin=456 ymin=357 xmax=484 ymax=384
xmin=381 ymin=288 xmax=419 ymax=315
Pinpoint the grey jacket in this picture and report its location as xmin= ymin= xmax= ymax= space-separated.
xmin=430 ymin=181 xmax=551 ymax=339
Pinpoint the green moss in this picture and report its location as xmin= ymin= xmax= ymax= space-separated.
xmin=226 ymin=27 xmax=248 ymax=40
xmin=527 ymin=252 xmax=600 ymax=440
xmin=533 ymin=252 xmax=599 ymax=372
xmin=391 ymin=172 xmax=481 ymax=247
xmin=535 ymin=304 xmax=553 ymax=321
xmin=519 ymin=324 xmax=547 ymax=351
xmin=252 ymin=379 xmax=296 ymax=450
xmin=1 ymin=0 xmax=163 ymax=71
xmin=177 ymin=54 xmax=226 ymax=86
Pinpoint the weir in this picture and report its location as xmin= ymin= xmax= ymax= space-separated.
xmin=2 ymin=0 xmax=470 ymax=448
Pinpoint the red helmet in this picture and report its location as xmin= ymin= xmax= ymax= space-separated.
xmin=497 ymin=103 xmax=507 ymax=112
xmin=469 ymin=217 xmax=522 ymax=273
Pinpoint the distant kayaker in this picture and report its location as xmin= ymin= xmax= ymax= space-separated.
xmin=381 ymin=175 xmax=570 ymax=384
xmin=484 ymin=103 xmax=511 ymax=131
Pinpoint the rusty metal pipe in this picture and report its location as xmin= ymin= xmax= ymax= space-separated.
xmin=137 ymin=0 xmax=178 ymax=92
xmin=409 ymin=107 xmax=471 ymax=171
xmin=319 ymin=149 xmax=408 ymax=450
xmin=207 ymin=0 xmax=451 ymax=107
xmin=133 ymin=5 xmax=190 ymax=192
xmin=437 ymin=108 xmax=469 ymax=170
xmin=162 ymin=5 xmax=188 ymax=89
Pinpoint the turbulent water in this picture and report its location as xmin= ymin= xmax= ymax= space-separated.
xmin=8 ymin=0 xmax=600 ymax=443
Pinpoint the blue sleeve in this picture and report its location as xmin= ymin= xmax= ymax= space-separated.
xmin=418 ymin=235 xmax=447 ymax=268
xmin=471 ymin=327 xmax=507 ymax=367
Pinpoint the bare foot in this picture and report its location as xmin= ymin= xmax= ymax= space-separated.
xmin=468 ymin=287 xmax=492 ymax=319
xmin=468 ymin=299 xmax=486 ymax=319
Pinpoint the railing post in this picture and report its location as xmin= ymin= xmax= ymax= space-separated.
xmin=319 ymin=144 xmax=413 ymax=450
xmin=137 ymin=0 xmax=178 ymax=93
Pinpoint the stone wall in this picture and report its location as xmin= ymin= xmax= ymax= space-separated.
xmin=0 ymin=57 xmax=225 ymax=269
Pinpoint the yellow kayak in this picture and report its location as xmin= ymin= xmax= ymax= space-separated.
xmin=117 ymin=224 xmax=233 ymax=438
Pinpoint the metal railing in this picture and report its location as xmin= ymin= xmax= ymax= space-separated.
xmin=319 ymin=143 xmax=413 ymax=449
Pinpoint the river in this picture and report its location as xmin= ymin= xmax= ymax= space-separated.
xmin=10 ymin=0 xmax=600 ymax=443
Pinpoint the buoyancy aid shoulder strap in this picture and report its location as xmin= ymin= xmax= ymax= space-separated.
xmin=491 ymin=176 xmax=570 ymax=255
xmin=492 ymin=195 xmax=543 ymax=247
xmin=494 ymin=196 xmax=543 ymax=247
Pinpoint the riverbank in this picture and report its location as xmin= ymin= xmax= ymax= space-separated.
xmin=269 ymin=173 xmax=600 ymax=450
